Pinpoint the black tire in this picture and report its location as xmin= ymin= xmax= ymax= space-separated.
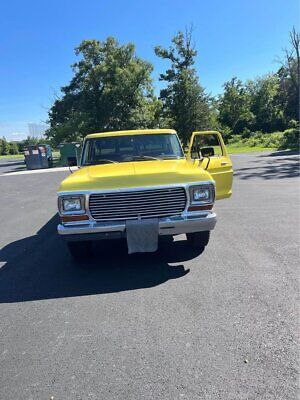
xmin=186 ymin=231 xmax=210 ymax=250
xmin=67 ymin=241 xmax=93 ymax=259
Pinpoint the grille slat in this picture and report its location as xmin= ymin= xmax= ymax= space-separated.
xmin=89 ymin=190 xmax=186 ymax=200
xmin=90 ymin=200 xmax=186 ymax=210
xmin=91 ymin=205 xmax=184 ymax=215
xmin=89 ymin=196 xmax=186 ymax=204
xmin=89 ymin=187 xmax=187 ymax=221
xmin=89 ymin=188 xmax=183 ymax=197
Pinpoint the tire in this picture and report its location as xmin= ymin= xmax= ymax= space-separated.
xmin=67 ymin=241 xmax=93 ymax=259
xmin=186 ymin=231 xmax=210 ymax=250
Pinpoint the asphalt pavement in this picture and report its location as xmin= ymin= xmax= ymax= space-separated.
xmin=0 ymin=151 xmax=299 ymax=400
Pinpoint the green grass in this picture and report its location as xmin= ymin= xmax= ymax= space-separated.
xmin=0 ymin=147 xmax=280 ymax=162
xmin=227 ymin=145 xmax=277 ymax=154
xmin=0 ymin=154 xmax=24 ymax=159
xmin=52 ymin=151 xmax=60 ymax=158
xmin=0 ymin=151 xmax=60 ymax=160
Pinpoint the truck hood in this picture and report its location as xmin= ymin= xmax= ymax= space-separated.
xmin=58 ymin=159 xmax=212 ymax=193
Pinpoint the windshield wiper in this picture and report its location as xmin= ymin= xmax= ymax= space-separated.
xmin=160 ymin=155 xmax=183 ymax=159
xmin=85 ymin=159 xmax=118 ymax=165
xmin=130 ymin=155 xmax=160 ymax=161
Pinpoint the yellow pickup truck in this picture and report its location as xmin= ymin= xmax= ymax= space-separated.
xmin=57 ymin=129 xmax=232 ymax=258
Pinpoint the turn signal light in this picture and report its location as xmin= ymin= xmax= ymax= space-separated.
xmin=187 ymin=204 xmax=213 ymax=212
xmin=61 ymin=215 xmax=89 ymax=223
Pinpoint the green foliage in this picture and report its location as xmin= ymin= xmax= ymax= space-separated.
xmin=229 ymin=132 xmax=273 ymax=148
xmin=218 ymin=29 xmax=299 ymax=135
xmin=23 ymin=136 xmax=41 ymax=146
xmin=47 ymin=37 xmax=160 ymax=146
xmin=0 ymin=138 xmax=20 ymax=155
xmin=228 ymin=129 xmax=299 ymax=150
xmin=0 ymin=137 xmax=10 ymax=155
xmin=14 ymin=136 xmax=48 ymax=153
xmin=218 ymin=72 xmax=299 ymax=135
xmin=277 ymin=60 xmax=299 ymax=124
xmin=155 ymin=29 xmax=211 ymax=145
xmin=247 ymin=74 xmax=285 ymax=132
xmin=44 ymin=29 xmax=298 ymax=147
xmin=9 ymin=142 xmax=19 ymax=155
xmin=218 ymin=78 xmax=255 ymax=134
xmin=279 ymin=127 xmax=300 ymax=149
xmin=288 ymin=119 xmax=299 ymax=129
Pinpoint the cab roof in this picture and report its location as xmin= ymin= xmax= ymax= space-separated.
xmin=85 ymin=129 xmax=177 ymax=139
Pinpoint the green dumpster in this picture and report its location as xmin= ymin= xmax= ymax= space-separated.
xmin=58 ymin=142 xmax=82 ymax=166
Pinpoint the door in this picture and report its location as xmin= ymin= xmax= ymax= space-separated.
xmin=188 ymin=131 xmax=233 ymax=200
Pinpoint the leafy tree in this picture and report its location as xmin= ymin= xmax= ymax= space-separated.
xmin=218 ymin=78 xmax=254 ymax=134
xmin=23 ymin=136 xmax=41 ymax=146
xmin=0 ymin=137 xmax=10 ymax=155
xmin=9 ymin=142 xmax=19 ymax=155
xmin=155 ymin=29 xmax=211 ymax=145
xmin=47 ymin=37 xmax=160 ymax=145
xmin=276 ymin=27 xmax=300 ymax=124
xmin=247 ymin=74 xmax=284 ymax=132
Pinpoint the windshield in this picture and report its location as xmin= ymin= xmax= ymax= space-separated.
xmin=81 ymin=133 xmax=184 ymax=165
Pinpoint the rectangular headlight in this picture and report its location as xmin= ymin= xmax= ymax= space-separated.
xmin=58 ymin=195 xmax=85 ymax=215
xmin=189 ymin=184 xmax=215 ymax=205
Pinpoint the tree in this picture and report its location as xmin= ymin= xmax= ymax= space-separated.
xmin=23 ymin=136 xmax=40 ymax=146
xmin=0 ymin=137 xmax=10 ymax=155
xmin=46 ymin=37 xmax=160 ymax=145
xmin=247 ymin=74 xmax=284 ymax=132
xmin=155 ymin=28 xmax=211 ymax=145
xmin=276 ymin=27 xmax=300 ymax=123
xmin=9 ymin=142 xmax=19 ymax=155
xmin=218 ymin=78 xmax=254 ymax=134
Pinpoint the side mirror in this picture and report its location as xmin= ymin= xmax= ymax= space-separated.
xmin=201 ymin=147 xmax=214 ymax=157
xmin=190 ymin=144 xmax=201 ymax=159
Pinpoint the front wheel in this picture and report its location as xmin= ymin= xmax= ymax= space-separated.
xmin=67 ymin=241 xmax=93 ymax=259
xmin=186 ymin=231 xmax=210 ymax=251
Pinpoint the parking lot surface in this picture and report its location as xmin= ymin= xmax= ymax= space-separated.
xmin=0 ymin=151 xmax=299 ymax=399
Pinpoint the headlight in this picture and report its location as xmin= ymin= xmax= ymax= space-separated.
xmin=58 ymin=195 xmax=85 ymax=214
xmin=189 ymin=184 xmax=215 ymax=205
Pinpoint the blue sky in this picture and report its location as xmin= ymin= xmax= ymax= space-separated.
xmin=0 ymin=0 xmax=298 ymax=140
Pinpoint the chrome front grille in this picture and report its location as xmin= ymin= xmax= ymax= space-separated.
xmin=89 ymin=187 xmax=187 ymax=221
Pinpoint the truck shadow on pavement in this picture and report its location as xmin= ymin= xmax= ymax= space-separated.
xmin=0 ymin=214 xmax=197 ymax=303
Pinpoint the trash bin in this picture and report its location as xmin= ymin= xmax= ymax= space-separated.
xmin=24 ymin=145 xmax=52 ymax=170
xmin=58 ymin=142 xmax=82 ymax=166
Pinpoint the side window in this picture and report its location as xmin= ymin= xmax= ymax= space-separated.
xmin=192 ymin=134 xmax=223 ymax=158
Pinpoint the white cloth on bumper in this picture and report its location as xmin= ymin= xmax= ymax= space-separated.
xmin=126 ymin=218 xmax=159 ymax=254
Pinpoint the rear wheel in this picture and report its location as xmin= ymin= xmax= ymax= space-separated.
xmin=67 ymin=241 xmax=93 ymax=259
xmin=186 ymin=231 xmax=210 ymax=251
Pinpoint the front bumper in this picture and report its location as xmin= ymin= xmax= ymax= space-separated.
xmin=57 ymin=212 xmax=217 ymax=242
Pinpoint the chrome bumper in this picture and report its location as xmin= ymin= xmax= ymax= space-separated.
xmin=57 ymin=212 xmax=217 ymax=241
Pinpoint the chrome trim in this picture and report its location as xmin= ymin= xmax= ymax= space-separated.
xmin=58 ymin=211 xmax=217 ymax=238
xmin=57 ymin=182 xmax=216 ymax=222
xmin=89 ymin=187 xmax=187 ymax=221
xmin=189 ymin=183 xmax=215 ymax=206
xmin=58 ymin=195 xmax=86 ymax=216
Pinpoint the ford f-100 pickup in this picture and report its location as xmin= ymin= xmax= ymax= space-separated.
xmin=57 ymin=129 xmax=233 ymax=258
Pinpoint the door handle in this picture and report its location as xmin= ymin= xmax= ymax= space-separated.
xmin=221 ymin=162 xmax=229 ymax=166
